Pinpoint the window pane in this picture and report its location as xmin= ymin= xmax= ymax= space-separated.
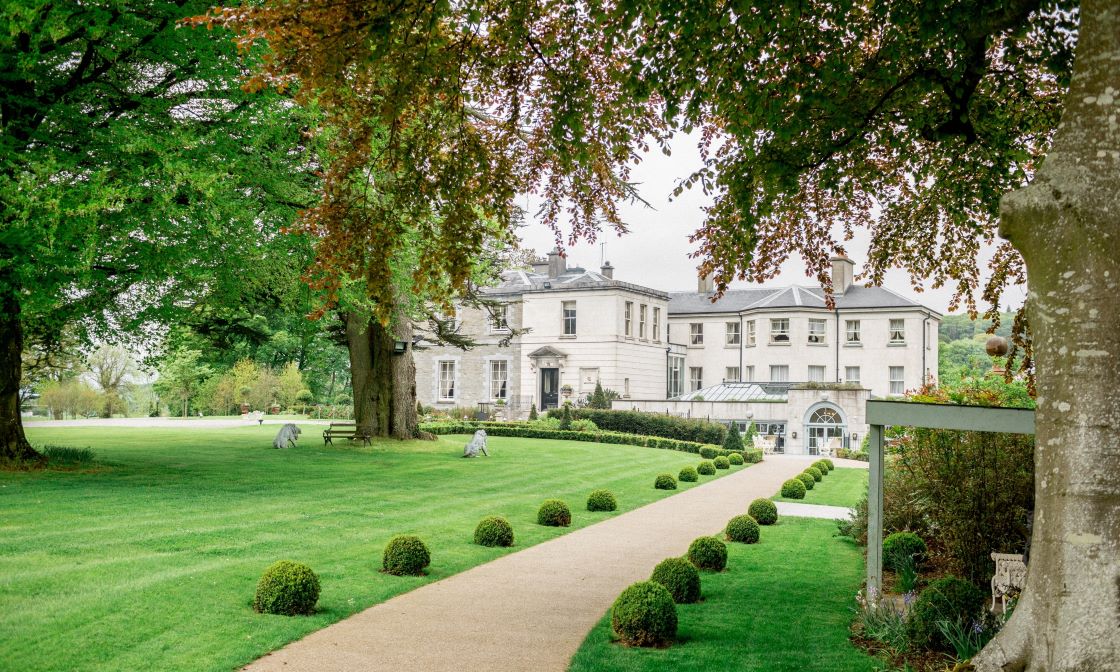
xmin=563 ymin=301 xmax=577 ymax=335
xmin=639 ymin=304 xmax=647 ymax=338
xmin=726 ymin=322 xmax=740 ymax=345
xmin=725 ymin=366 xmax=740 ymax=382
xmin=744 ymin=366 xmax=755 ymax=382
xmin=746 ymin=320 xmax=756 ymax=346
xmin=690 ymin=323 xmax=704 ymax=345
xmin=770 ymin=318 xmax=789 ymax=343
xmin=689 ymin=367 xmax=703 ymax=391
xmin=845 ymin=366 xmax=860 ymax=383
xmin=889 ymin=366 xmax=905 ymax=394
xmin=846 ymin=320 xmax=861 ymax=342
xmin=624 ymin=302 xmax=633 ymax=336
xmin=808 ymin=365 xmax=825 ymax=382
xmin=653 ymin=308 xmax=661 ymax=340
xmin=439 ymin=361 xmax=456 ymax=400
xmin=770 ymin=365 xmax=789 ymax=382
xmin=889 ymin=319 xmax=905 ymax=343
xmin=490 ymin=360 xmax=508 ymax=399
xmin=808 ymin=319 xmax=826 ymax=344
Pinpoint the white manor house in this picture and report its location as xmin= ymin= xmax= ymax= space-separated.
xmin=415 ymin=252 xmax=940 ymax=455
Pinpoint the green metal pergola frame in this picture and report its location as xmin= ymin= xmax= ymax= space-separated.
xmin=865 ymin=399 xmax=1036 ymax=594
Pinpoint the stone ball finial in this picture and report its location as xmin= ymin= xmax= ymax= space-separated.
xmin=986 ymin=335 xmax=1010 ymax=357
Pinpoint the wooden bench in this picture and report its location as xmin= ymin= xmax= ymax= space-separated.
xmin=323 ymin=422 xmax=372 ymax=446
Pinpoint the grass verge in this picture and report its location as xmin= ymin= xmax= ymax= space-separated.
xmin=773 ymin=467 xmax=868 ymax=508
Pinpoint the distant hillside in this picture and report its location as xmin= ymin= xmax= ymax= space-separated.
xmin=939 ymin=312 xmax=1016 ymax=343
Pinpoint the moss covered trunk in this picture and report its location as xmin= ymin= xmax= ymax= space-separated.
xmin=345 ymin=307 xmax=417 ymax=440
xmin=0 ymin=276 xmax=39 ymax=464
xmin=974 ymin=2 xmax=1120 ymax=669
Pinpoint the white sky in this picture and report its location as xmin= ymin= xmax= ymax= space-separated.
xmin=518 ymin=132 xmax=1027 ymax=316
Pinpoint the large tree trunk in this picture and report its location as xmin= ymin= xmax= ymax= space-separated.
xmin=0 ymin=286 xmax=41 ymax=463
xmin=974 ymin=3 xmax=1120 ymax=670
xmin=344 ymin=306 xmax=418 ymax=440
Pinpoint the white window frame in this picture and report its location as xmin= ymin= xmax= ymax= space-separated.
xmin=690 ymin=323 xmax=704 ymax=345
xmin=770 ymin=318 xmax=790 ymax=343
xmin=639 ymin=304 xmax=647 ymax=339
xmin=846 ymin=319 xmax=861 ymax=344
xmin=438 ymin=360 xmax=457 ymax=401
xmin=689 ymin=367 xmax=703 ymax=392
xmin=726 ymin=321 xmax=741 ymax=346
xmin=562 ymin=301 xmax=577 ymax=336
xmin=770 ymin=365 xmax=789 ymax=382
xmin=653 ymin=307 xmax=661 ymax=341
xmin=624 ymin=301 xmax=633 ymax=337
xmin=889 ymin=366 xmax=905 ymax=395
xmin=845 ymin=366 xmax=861 ymax=384
xmin=488 ymin=304 xmax=510 ymax=333
xmin=489 ymin=360 xmax=509 ymax=400
xmin=889 ymin=318 xmax=906 ymax=344
xmin=807 ymin=365 xmax=826 ymax=382
xmin=744 ymin=365 xmax=755 ymax=382
xmin=808 ymin=318 xmax=827 ymax=344
xmin=725 ymin=366 xmax=740 ymax=382
xmin=745 ymin=320 xmax=756 ymax=347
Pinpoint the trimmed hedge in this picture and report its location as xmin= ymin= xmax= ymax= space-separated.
xmin=537 ymin=499 xmax=572 ymax=527
xmin=744 ymin=449 xmax=763 ymax=463
xmin=687 ymin=536 xmax=728 ymax=571
xmin=906 ymin=576 xmax=985 ymax=651
xmin=474 ymin=516 xmax=514 ymax=547
xmin=725 ymin=514 xmax=761 ymax=544
xmin=571 ymin=408 xmax=727 ymax=445
xmin=796 ymin=472 xmax=816 ymax=490
xmin=586 ymin=489 xmax=618 ymax=512
xmin=611 ymin=581 xmax=678 ymax=647
xmin=699 ymin=446 xmax=719 ymax=459
xmin=781 ymin=478 xmax=807 ymax=499
xmin=253 ymin=560 xmax=320 ymax=615
xmin=650 ymin=556 xmax=701 ymax=604
xmin=697 ymin=461 xmax=716 ymax=475
xmin=382 ymin=536 xmax=431 ymax=576
xmin=654 ymin=473 xmax=678 ymax=490
xmin=728 ymin=452 xmax=744 ymax=465
xmin=678 ymin=466 xmax=699 ymax=482
xmin=748 ymin=498 xmax=778 ymax=525
xmin=806 ymin=466 xmax=823 ymax=482
xmin=713 ymin=456 xmax=730 ymax=470
xmin=421 ymin=421 xmax=721 ymax=457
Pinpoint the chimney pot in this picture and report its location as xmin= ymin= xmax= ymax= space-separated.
xmin=830 ymin=256 xmax=855 ymax=295
xmin=697 ymin=272 xmax=715 ymax=293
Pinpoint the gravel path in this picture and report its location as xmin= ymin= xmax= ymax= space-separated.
xmin=243 ymin=456 xmax=816 ymax=672
xmin=775 ymin=501 xmax=854 ymax=520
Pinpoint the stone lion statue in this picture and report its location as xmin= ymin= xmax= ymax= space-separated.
xmin=462 ymin=429 xmax=489 ymax=458
xmin=273 ymin=423 xmax=301 ymax=449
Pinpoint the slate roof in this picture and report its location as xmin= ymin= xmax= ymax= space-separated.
xmin=484 ymin=267 xmax=668 ymax=300
xmin=669 ymin=284 xmax=938 ymax=315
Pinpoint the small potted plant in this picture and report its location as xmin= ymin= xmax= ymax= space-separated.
xmin=561 ymin=384 xmax=574 ymax=398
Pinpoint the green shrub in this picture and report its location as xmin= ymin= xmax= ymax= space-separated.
xmin=678 ymin=466 xmax=699 ymax=482
xmin=781 ymin=478 xmax=807 ymax=499
xmin=40 ymin=445 xmax=96 ymax=467
xmin=586 ymin=489 xmax=618 ymax=512
xmin=570 ymin=408 xmax=727 ymax=444
xmin=382 ymin=536 xmax=431 ymax=576
xmin=699 ymin=446 xmax=719 ymax=459
xmin=570 ymin=418 xmax=599 ymax=432
xmin=725 ymin=514 xmax=760 ymax=544
xmin=744 ymin=448 xmax=763 ymax=463
xmin=697 ymin=460 xmax=716 ymax=475
xmin=812 ymin=459 xmax=831 ymax=475
xmin=473 ymin=516 xmax=514 ymax=547
xmin=722 ymin=425 xmax=744 ymax=452
xmin=650 ymin=556 xmax=701 ymax=604
xmin=528 ymin=406 xmax=538 ymax=420
xmin=713 ymin=456 xmax=730 ymax=469
xmin=728 ymin=452 xmax=744 ymax=465
xmin=806 ymin=466 xmax=823 ymax=481
xmin=419 ymin=421 xmax=714 ymax=456
xmin=883 ymin=531 xmax=927 ymax=571
xmin=906 ymin=576 xmax=985 ymax=651
xmin=687 ymin=536 xmax=728 ymax=571
xmin=537 ymin=499 xmax=572 ymax=527
xmin=654 ymin=473 xmax=677 ymax=490
xmin=559 ymin=402 xmax=573 ymax=430
xmin=253 ymin=560 xmax=320 ymax=615
xmin=796 ymin=472 xmax=816 ymax=490
xmin=748 ymin=498 xmax=778 ymax=525
xmin=610 ymin=581 xmax=678 ymax=647
xmin=820 ymin=458 xmax=835 ymax=471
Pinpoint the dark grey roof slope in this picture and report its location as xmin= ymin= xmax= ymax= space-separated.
xmin=669 ymin=284 xmax=937 ymax=315
xmin=483 ymin=268 xmax=667 ymax=299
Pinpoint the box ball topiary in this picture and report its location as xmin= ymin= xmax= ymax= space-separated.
xmin=382 ymin=535 xmax=431 ymax=576
xmin=537 ymin=499 xmax=572 ymax=527
xmin=748 ymin=498 xmax=779 ymax=525
xmin=699 ymin=446 xmax=719 ymax=459
xmin=678 ymin=466 xmax=699 ymax=482
xmin=806 ymin=466 xmax=823 ymax=481
xmin=650 ymin=556 xmax=701 ymax=604
xmin=687 ymin=536 xmax=728 ymax=571
xmin=728 ymin=452 xmax=744 ymax=465
xmin=473 ymin=516 xmax=514 ymax=547
xmin=253 ymin=560 xmax=320 ymax=615
xmin=725 ymin=514 xmax=761 ymax=544
xmin=713 ymin=456 xmax=730 ymax=470
xmin=883 ymin=531 xmax=928 ymax=571
xmin=781 ymin=478 xmax=807 ymax=499
xmin=611 ymin=581 xmax=678 ymax=647
xmin=654 ymin=473 xmax=678 ymax=490
xmin=812 ymin=460 xmax=830 ymax=475
xmin=697 ymin=461 xmax=716 ymax=475
xmin=796 ymin=472 xmax=816 ymax=490
xmin=906 ymin=576 xmax=985 ymax=651
xmin=821 ymin=458 xmax=835 ymax=471
xmin=586 ymin=489 xmax=618 ymax=512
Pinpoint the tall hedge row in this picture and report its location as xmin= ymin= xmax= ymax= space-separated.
xmin=564 ymin=409 xmax=728 ymax=445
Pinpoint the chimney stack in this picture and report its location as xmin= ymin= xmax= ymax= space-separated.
xmin=697 ymin=272 xmax=715 ymax=293
xmin=600 ymin=261 xmax=614 ymax=279
xmin=830 ymin=256 xmax=855 ymax=295
xmin=531 ymin=257 xmax=549 ymax=275
xmin=547 ymin=248 xmax=566 ymax=279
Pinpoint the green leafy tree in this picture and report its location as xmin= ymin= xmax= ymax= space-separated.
xmin=0 ymin=1 xmax=315 ymax=460
xmin=154 ymin=349 xmax=212 ymax=418
xmin=722 ymin=424 xmax=743 ymax=452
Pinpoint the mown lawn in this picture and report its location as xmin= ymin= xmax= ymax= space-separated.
xmin=568 ymin=518 xmax=880 ymax=672
xmin=2 ymin=426 xmax=741 ymax=672
xmin=773 ymin=467 xmax=868 ymax=508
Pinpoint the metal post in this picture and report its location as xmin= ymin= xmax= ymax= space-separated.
xmin=866 ymin=423 xmax=885 ymax=598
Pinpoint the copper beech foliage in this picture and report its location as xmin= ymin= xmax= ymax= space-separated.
xmin=193 ymin=0 xmax=667 ymax=323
